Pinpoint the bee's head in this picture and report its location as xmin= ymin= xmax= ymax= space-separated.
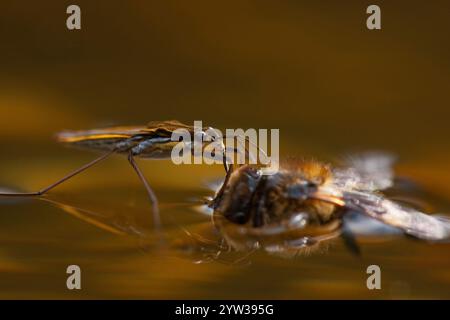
xmin=211 ymin=162 xmax=340 ymax=255
xmin=213 ymin=164 xmax=328 ymax=228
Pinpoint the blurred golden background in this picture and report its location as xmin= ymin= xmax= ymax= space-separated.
xmin=0 ymin=1 xmax=450 ymax=299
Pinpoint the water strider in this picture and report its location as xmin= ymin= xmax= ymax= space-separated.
xmin=0 ymin=120 xmax=236 ymax=229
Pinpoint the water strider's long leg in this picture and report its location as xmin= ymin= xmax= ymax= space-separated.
xmin=210 ymin=163 xmax=234 ymax=210
xmin=0 ymin=151 xmax=115 ymax=197
xmin=127 ymin=152 xmax=161 ymax=229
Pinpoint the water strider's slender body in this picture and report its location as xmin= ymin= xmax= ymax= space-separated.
xmin=56 ymin=121 xmax=200 ymax=158
xmin=210 ymin=154 xmax=450 ymax=256
xmin=0 ymin=120 xmax=221 ymax=228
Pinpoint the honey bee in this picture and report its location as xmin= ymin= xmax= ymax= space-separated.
xmin=209 ymin=153 xmax=450 ymax=257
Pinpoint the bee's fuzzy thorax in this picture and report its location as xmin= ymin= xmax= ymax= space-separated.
xmin=279 ymin=158 xmax=332 ymax=185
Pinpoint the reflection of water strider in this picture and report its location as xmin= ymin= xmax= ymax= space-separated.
xmin=208 ymin=153 xmax=450 ymax=257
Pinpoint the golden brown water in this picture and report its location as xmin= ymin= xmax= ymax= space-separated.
xmin=1 ymin=1 xmax=450 ymax=299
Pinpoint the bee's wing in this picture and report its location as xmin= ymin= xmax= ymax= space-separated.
xmin=343 ymin=190 xmax=450 ymax=241
xmin=333 ymin=152 xmax=396 ymax=192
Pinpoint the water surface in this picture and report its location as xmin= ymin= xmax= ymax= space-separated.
xmin=1 ymin=1 xmax=450 ymax=299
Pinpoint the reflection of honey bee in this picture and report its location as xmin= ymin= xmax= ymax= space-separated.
xmin=209 ymin=153 xmax=450 ymax=257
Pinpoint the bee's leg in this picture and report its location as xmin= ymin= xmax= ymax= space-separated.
xmin=0 ymin=151 xmax=115 ymax=197
xmin=127 ymin=152 xmax=161 ymax=229
xmin=340 ymin=227 xmax=361 ymax=257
